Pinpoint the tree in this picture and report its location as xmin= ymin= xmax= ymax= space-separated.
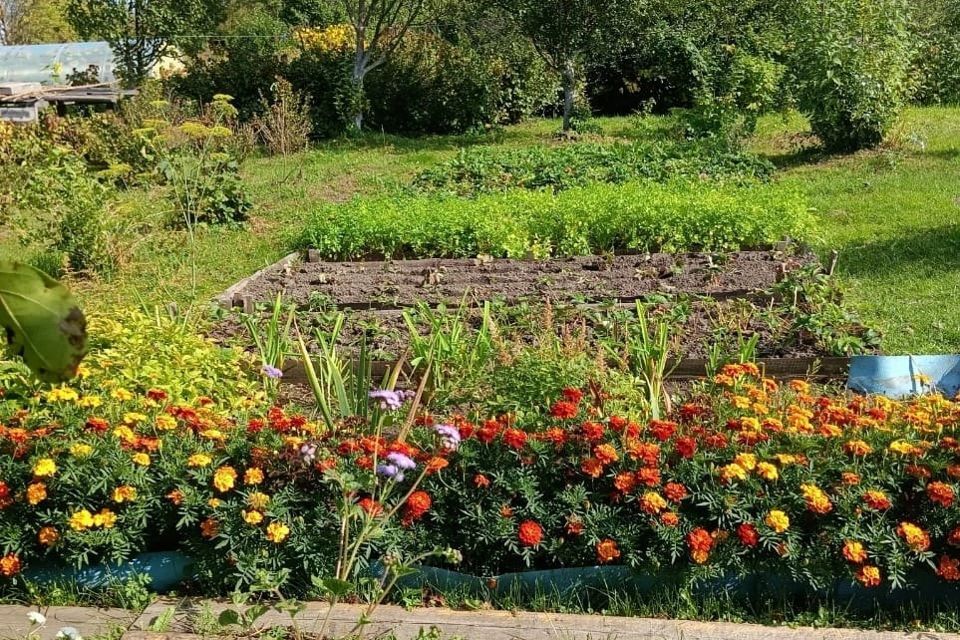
xmin=333 ymin=0 xmax=427 ymax=131
xmin=66 ymin=0 xmax=223 ymax=85
xmin=493 ymin=0 xmax=643 ymax=131
xmin=1 ymin=0 xmax=74 ymax=44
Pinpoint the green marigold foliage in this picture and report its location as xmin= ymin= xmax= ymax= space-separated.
xmin=297 ymin=181 xmax=812 ymax=260
xmin=792 ymin=0 xmax=913 ymax=151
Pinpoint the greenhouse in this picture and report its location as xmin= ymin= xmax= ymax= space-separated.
xmin=0 ymin=41 xmax=117 ymax=84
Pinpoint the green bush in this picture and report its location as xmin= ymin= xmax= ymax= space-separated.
xmin=296 ymin=180 xmax=812 ymax=259
xmin=412 ymin=141 xmax=775 ymax=197
xmin=911 ymin=0 xmax=960 ymax=105
xmin=791 ymin=0 xmax=913 ymax=151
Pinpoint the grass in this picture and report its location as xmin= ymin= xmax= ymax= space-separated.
xmin=30 ymin=106 xmax=960 ymax=354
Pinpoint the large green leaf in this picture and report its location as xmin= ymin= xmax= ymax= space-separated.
xmin=0 ymin=261 xmax=87 ymax=382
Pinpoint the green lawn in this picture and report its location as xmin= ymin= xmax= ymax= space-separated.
xmin=74 ymin=107 xmax=960 ymax=354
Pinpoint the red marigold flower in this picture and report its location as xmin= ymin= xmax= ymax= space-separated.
xmin=705 ymin=433 xmax=728 ymax=449
xmin=146 ymin=388 xmax=168 ymax=402
xmin=358 ymin=497 xmax=383 ymax=517
xmin=540 ymin=427 xmax=568 ymax=447
xmin=354 ymin=455 xmax=373 ymax=470
xmin=473 ymin=474 xmax=491 ymax=489
xmin=581 ymin=458 xmax=604 ymax=478
xmin=613 ymin=472 xmax=636 ymax=493
xmin=85 ymin=417 xmax=110 ymax=433
xmin=679 ymin=403 xmax=707 ymax=422
xmin=0 ymin=553 xmax=21 ymax=577
xmin=855 ymin=565 xmax=881 ymax=588
xmin=581 ymin=421 xmax=605 ymax=441
xmin=906 ymin=464 xmax=932 ymax=480
xmin=565 ymin=516 xmax=585 ymax=536
xmin=562 ymin=388 xmax=584 ymax=404
xmin=648 ymin=420 xmax=677 ymax=442
xmin=862 ymin=490 xmax=892 ymax=511
xmin=337 ymin=439 xmax=360 ymax=455
xmin=737 ymin=523 xmax=759 ymax=547
xmin=687 ymin=527 xmax=714 ymax=564
xmin=503 ymin=428 xmax=528 ymax=449
xmin=948 ymin=526 xmax=960 ymax=547
xmin=663 ymin=482 xmax=687 ymax=502
xmin=674 ymin=436 xmax=697 ymax=459
xmin=518 ymin=520 xmax=543 ymax=547
xmin=404 ymin=491 xmax=432 ymax=522
xmin=637 ymin=467 xmax=661 ymax=487
xmin=550 ymin=401 xmax=579 ymax=420
xmin=937 ymin=555 xmax=960 ymax=582
xmin=596 ymin=539 xmax=621 ymax=564
xmin=660 ymin=512 xmax=680 ymax=527
xmin=608 ymin=415 xmax=628 ymax=431
xmin=627 ymin=441 xmax=660 ymax=466
xmin=927 ymin=481 xmax=956 ymax=508
xmin=477 ymin=420 xmax=500 ymax=444
xmin=594 ymin=443 xmax=619 ymax=465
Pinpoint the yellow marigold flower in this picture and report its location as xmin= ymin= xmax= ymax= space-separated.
xmin=774 ymin=453 xmax=798 ymax=466
xmin=719 ymin=463 xmax=748 ymax=483
xmin=123 ymin=412 xmax=148 ymax=425
xmin=888 ymin=440 xmax=918 ymax=456
xmin=639 ymin=491 xmax=668 ymax=514
xmin=756 ymin=462 xmax=779 ymax=481
xmin=734 ymin=453 xmax=757 ymax=471
xmin=187 ymin=453 xmax=213 ymax=468
xmin=45 ymin=387 xmax=79 ymax=403
xmin=26 ymin=482 xmax=47 ymax=505
xmin=155 ymin=415 xmax=177 ymax=431
xmin=732 ymin=395 xmax=751 ymax=410
xmin=248 ymin=492 xmax=270 ymax=510
xmin=76 ymin=364 xmax=91 ymax=379
xmin=201 ymin=429 xmax=226 ymax=442
xmin=751 ymin=403 xmax=769 ymax=416
xmin=32 ymin=458 xmax=57 ymax=478
xmin=800 ymin=483 xmax=833 ymax=514
xmin=70 ymin=443 xmax=93 ymax=458
xmin=265 ymin=521 xmax=290 ymax=544
xmin=132 ymin=453 xmax=151 ymax=467
xmin=244 ymin=468 xmax=264 ymax=485
xmin=242 ymin=510 xmax=264 ymax=525
xmin=93 ymin=508 xmax=117 ymax=529
xmin=76 ymin=396 xmax=102 ymax=408
xmin=69 ymin=509 xmax=95 ymax=531
xmin=765 ymin=510 xmax=790 ymax=533
xmin=208 ymin=498 xmax=221 ymax=509
xmin=789 ymin=379 xmax=810 ymax=393
xmin=38 ymin=526 xmax=59 ymax=546
xmin=819 ymin=423 xmax=842 ymax=438
xmin=213 ymin=466 xmax=237 ymax=493
xmin=111 ymin=388 xmax=133 ymax=401
xmin=740 ymin=417 xmax=761 ymax=433
xmin=112 ymin=485 xmax=138 ymax=503
xmin=113 ymin=426 xmax=136 ymax=443
xmin=284 ymin=436 xmax=304 ymax=449
xmin=844 ymin=440 xmax=873 ymax=456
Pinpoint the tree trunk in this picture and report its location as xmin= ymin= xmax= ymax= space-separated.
xmin=351 ymin=30 xmax=368 ymax=132
xmin=561 ymin=58 xmax=576 ymax=132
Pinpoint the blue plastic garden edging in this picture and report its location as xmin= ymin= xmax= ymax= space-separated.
xmin=23 ymin=551 xmax=192 ymax=592
xmin=848 ymin=355 xmax=960 ymax=398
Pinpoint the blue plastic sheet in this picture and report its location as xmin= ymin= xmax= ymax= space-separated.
xmin=848 ymin=355 xmax=960 ymax=398
xmin=23 ymin=551 xmax=191 ymax=592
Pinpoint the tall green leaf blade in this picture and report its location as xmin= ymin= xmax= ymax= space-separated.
xmin=0 ymin=262 xmax=87 ymax=382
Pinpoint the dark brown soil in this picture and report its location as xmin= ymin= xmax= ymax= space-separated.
xmin=226 ymin=250 xmax=814 ymax=310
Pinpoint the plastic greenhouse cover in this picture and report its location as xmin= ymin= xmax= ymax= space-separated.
xmin=0 ymin=41 xmax=117 ymax=84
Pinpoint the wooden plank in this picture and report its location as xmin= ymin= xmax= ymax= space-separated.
xmin=0 ymin=604 xmax=138 ymax=640
xmin=214 ymin=252 xmax=300 ymax=309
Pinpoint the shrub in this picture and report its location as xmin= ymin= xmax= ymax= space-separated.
xmin=296 ymin=180 xmax=812 ymax=260
xmin=412 ymin=141 xmax=775 ymax=197
xmin=791 ymin=0 xmax=913 ymax=151
xmin=250 ymin=77 xmax=313 ymax=156
xmin=911 ymin=0 xmax=960 ymax=105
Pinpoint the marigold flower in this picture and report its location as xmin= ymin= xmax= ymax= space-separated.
xmin=26 ymin=482 xmax=47 ymax=505
xmin=800 ymin=483 xmax=833 ymax=514
xmin=627 ymin=441 xmax=660 ymax=466
xmin=594 ymin=443 xmax=618 ymax=465
xmin=213 ymin=466 xmax=237 ymax=492
xmin=843 ymin=440 xmax=872 ymax=456
xmin=581 ymin=458 xmax=603 ymax=478
xmin=949 ymin=526 xmax=960 ymax=547
xmin=639 ymin=491 xmax=667 ymax=514
xmin=517 ymin=520 xmax=543 ymax=547
xmin=200 ymin=518 xmax=219 ymax=539
xmin=927 ymin=481 xmax=955 ymax=508
xmin=357 ymin=497 xmax=382 ymax=517
xmin=112 ymin=485 xmax=137 ymax=503
xmin=131 ymin=453 xmax=151 ymax=467
xmin=68 ymin=509 xmax=95 ymax=531
xmin=581 ymin=422 xmax=605 ymax=441
xmin=896 ymin=522 xmax=930 ymax=551
xmin=863 ymin=489 xmax=892 ymax=510
xmin=734 ymin=453 xmax=757 ymax=471
xmin=32 ymin=458 xmax=57 ymax=478
xmin=613 ymin=472 xmax=636 ymax=493
xmin=737 ymin=523 xmax=759 ymax=547
xmin=596 ymin=539 xmax=621 ymax=564
xmin=663 ymin=482 xmax=687 ymax=502
xmin=473 ymin=474 xmax=491 ymax=489
xmin=242 ymin=510 xmax=264 ymax=525
xmin=756 ymin=462 xmax=778 ymax=481
xmin=38 ymin=526 xmax=59 ymax=547
xmin=265 ymin=521 xmax=290 ymax=543
xmin=937 ymin=555 xmax=960 ymax=582
xmin=687 ymin=527 xmax=713 ymax=564
xmin=244 ymin=468 xmax=264 ymax=485
xmin=674 ymin=436 xmax=697 ymax=458
xmin=93 ymin=508 xmax=116 ymax=529
xmin=155 ymin=415 xmax=177 ymax=431
xmin=426 ymin=457 xmax=449 ymax=473
xmin=636 ymin=467 xmax=660 ymax=487
xmin=550 ymin=401 xmax=578 ymax=420
xmin=719 ymin=463 xmax=748 ymax=483
xmin=565 ymin=516 xmax=584 ymax=536
xmin=208 ymin=498 xmax=221 ymax=509
xmin=503 ymin=428 xmax=527 ymax=449
xmin=70 ymin=444 xmax=93 ymax=458
xmin=841 ymin=472 xmax=861 ymax=486
xmin=562 ymin=388 xmax=583 ymax=404
xmin=0 ymin=553 xmax=21 ymax=577
xmin=842 ymin=540 xmax=868 ymax=564
xmin=404 ymin=490 xmax=432 ymax=522
xmin=789 ymin=380 xmax=810 ymax=393
xmin=649 ymin=420 xmax=677 ymax=442
xmin=166 ymin=490 xmax=184 ymax=505
xmin=855 ymin=565 xmax=881 ymax=588
xmin=765 ymin=510 xmax=790 ymax=534
xmin=660 ymin=512 xmax=680 ymax=527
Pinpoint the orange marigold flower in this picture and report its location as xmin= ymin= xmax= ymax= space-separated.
xmin=562 ymin=388 xmax=583 ymax=404
xmin=842 ymin=540 xmax=868 ymax=564
xmin=581 ymin=458 xmax=604 ymax=479
xmin=594 ymin=443 xmax=618 ymax=465
xmin=212 ymin=466 xmax=237 ymax=493
xmin=756 ymin=462 xmax=779 ymax=481
xmin=473 ymin=474 xmax=491 ymax=489
xmin=844 ymin=440 xmax=873 ymax=456
xmin=166 ymin=489 xmax=184 ymax=506
xmin=26 ymin=482 xmax=47 ymax=505
xmin=596 ymin=539 xmax=621 ymax=564
xmin=897 ymin=522 xmax=931 ymax=551
xmin=800 ymin=483 xmax=833 ymax=515
xmin=663 ymin=482 xmax=687 ymax=502
xmin=627 ymin=441 xmax=660 ymax=466
xmin=613 ymin=472 xmax=636 ymax=493
xmin=863 ymin=489 xmax=892 ymax=510
xmin=927 ymin=481 xmax=956 ymax=508
xmin=565 ymin=516 xmax=585 ymax=536
xmin=687 ymin=527 xmax=714 ymax=564
xmin=550 ymin=401 xmax=579 ymax=420
xmin=244 ymin=468 xmax=265 ymax=485
xmin=518 ymin=520 xmax=543 ymax=547
xmin=540 ymin=427 xmax=567 ymax=447
xmin=580 ymin=422 xmax=605 ymax=441
xmin=841 ymin=472 xmax=861 ymax=486
xmin=502 ymin=428 xmax=527 ymax=449
xmin=660 ymin=512 xmax=680 ymax=527
xmin=639 ymin=491 xmax=667 ymax=515
xmin=855 ymin=565 xmax=881 ymax=588
xmin=426 ymin=457 xmax=449 ymax=473
xmin=112 ymin=485 xmax=137 ymax=503
xmin=636 ymin=466 xmax=661 ymax=487
xmin=789 ymin=380 xmax=810 ymax=393
xmin=500 ymin=504 xmax=514 ymax=518
xmin=0 ymin=553 xmax=20 ymax=577
xmin=948 ymin=526 xmax=960 ymax=547
xmin=937 ymin=555 xmax=960 ymax=582
xmin=404 ymin=491 xmax=432 ymax=522
xmin=38 ymin=526 xmax=58 ymax=547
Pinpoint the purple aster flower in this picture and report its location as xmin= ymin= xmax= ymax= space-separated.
xmin=262 ymin=364 xmax=283 ymax=379
xmin=300 ymin=443 xmax=317 ymax=464
xmin=386 ymin=452 xmax=416 ymax=470
xmin=369 ymin=389 xmax=403 ymax=411
xmin=434 ymin=424 xmax=461 ymax=451
xmin=377 ymin=463 xmax=404 ymax=482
